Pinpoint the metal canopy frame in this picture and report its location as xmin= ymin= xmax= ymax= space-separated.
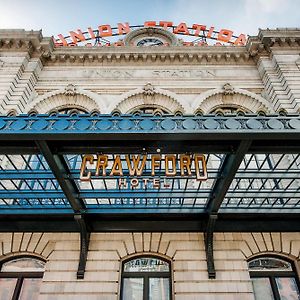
xmin=1 ymin=113 xmax=300 ymax=278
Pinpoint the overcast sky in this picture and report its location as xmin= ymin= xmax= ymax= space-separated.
xmin=0 ymin=0 xmax=299 ymax=38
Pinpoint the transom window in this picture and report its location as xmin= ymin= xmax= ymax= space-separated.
xmin=130 ymin=106 xmax=171 ymax=116
xmin=49 ymin=107 xmax=88 ymax=116
xmin=0 ymin=257 xmax=45 ymax=300
xmin=249 ymin=256 xmax=300 ymax=300
xmin=210 ymin=105 xmax=249 ymax=116
xmin=121 ymin=256 xmax=171 ymax=300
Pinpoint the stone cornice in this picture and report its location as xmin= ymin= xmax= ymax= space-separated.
xmin=43 ymin=46 xmax=252 ymax=64
xmin=0 ymin=29 xmax=54 ymax=57
xmin=1 ymin=28 xmax=300 ymax=63
xmin=247 ymin=28 xmax=300 ymax=57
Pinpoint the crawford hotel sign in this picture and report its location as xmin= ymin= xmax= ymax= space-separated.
xmin=80 ymin=154 xmax=208 ymax=189
xmin=54 ymin=20 xmax=247 ymax=47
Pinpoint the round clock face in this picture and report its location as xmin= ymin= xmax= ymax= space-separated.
xmin=137 ymin=38 xmax=164 ymax=47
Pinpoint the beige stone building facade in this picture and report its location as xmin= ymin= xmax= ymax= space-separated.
xmin=0 ymin=27 xmax=300 ymax=300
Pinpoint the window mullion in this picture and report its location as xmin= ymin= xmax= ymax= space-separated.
xmin=144 ymin=274 xmax=149 ymax=300
xmin=12 ymin=277 xmax=23 ymax=300
xmin=270 ymin=276 xmax=281 ymax=300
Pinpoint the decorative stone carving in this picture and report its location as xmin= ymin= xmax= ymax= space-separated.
xmin=64 ymin=84 xmax=77 ymax=96
xmin=222 ymin=83 xmax=235 ymax=95
xmin=142 ymin=83 xmax=155 ymax=96
xmin=0 ymin=59 xmax=4 ymax=68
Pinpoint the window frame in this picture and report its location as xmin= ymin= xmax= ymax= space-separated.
xmin=249 ymin=255 xmax=300 ymax=300
xmin=0 ymin=256 xmax=45 ymax=300
xmin=120 ymin=255 xmax=172 ymax=300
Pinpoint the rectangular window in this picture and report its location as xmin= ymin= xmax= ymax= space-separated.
xmin=149 ymin=277 xmax=170 ymax=300
xmin=19 ymin=278 xmax=42 ymax=300
xmin=252 ymin=278 xmax=274 ymax=300
xmin=276 ymin=277 xmax=300 ymax=300
xmin=0 ymin=278 xmax=17 ymax=300
xmin=122 ymin=278 xmax=144 ymax=300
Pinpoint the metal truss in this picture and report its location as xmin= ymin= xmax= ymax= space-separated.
xmin=1 ymin=114 xmax=300 ymax=278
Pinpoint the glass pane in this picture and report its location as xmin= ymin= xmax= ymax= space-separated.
xmin=276 ymin=277 xmax=300 ymax=300
xmin=124 ymin=257 xmax=169 ymax=272
xmin=1 ymin=258 xmax=45 ymax=272
xmin=0 ymin=278 xmax=17 ymax=300
xmin=249 ymin=258 xmax=292 ymax=271
xmin=252 ymin=278 xmax=275 ymax=300
xmin=149 ymin=277 xmax=170 ymax=300
xmin=19 ymin=278 xmax=42 ymax=300
xmin=122 ymin=278 xmax=143 ymax=300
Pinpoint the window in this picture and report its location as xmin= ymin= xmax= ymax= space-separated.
xmin=49 ymin=107 xmax=88 ymax=115
xmin=121 ymin=256 xmax=171 ymax=300
xmin=0 ymin=257 xmax=45 ymax=300
xmin=249 ymin=256 xmax=300 ymax=300
xmin=130 ymin=106 xmax=171 ymax=116
xmin=210 ymin=105 xmax=249 ymax=116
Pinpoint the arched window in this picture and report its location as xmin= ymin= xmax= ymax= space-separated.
xmin=0 ymin=256 xmax=45 ymax=300
xmin=121 ymin=256 xmax=171 ymax=300
xmin=210 ymin=105 xmax=250 ymax=116
xmin=49 ymin=107 xmax=88 ymax=115
xmin=248 ymin=256 xmax=300 ymax=300
xmin=129 ymin=105 xmax=171 ymax=116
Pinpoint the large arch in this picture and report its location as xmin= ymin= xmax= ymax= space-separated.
xmin=109 ymin=83 xmax=186 ymax=114
xmin=192 ymin=85 xmax=275 ymax=114
xmin=26 ymin=84 xmax=104 ymax=114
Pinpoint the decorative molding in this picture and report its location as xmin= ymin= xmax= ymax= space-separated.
xmin=192 ymin=86 xmax=275 ymax=114
xmin=111 ymin=85 xmax=185 ymax=114
xmin=0 ymin=114 xmax=300 ymax=136
xmin=142 ymin=82 xmax=156 ymax=96
xmin=222 ymin=83 xmax=235 ymax=95
xmin=64 ymin=84 xmax=77 ymax=97
xmin=43 ymin=48 xmax=253 ymax=65
xmin=26 ymin=86 xmax=103 ymax=114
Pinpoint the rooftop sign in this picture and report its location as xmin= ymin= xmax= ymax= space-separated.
xmin=54 ymin=21 xmax=247 ymax=47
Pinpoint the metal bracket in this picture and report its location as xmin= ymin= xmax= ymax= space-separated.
xmin=204 ymin=214 xmax=217 ymax=279
xmin=75 ymin=214 xmax=90 ymax=279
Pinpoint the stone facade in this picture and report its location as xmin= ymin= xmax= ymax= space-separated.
xmin=0 ymin=28 xmax=300 ymax=299
xmin=1 ymin=232 xmax=300 ymax=299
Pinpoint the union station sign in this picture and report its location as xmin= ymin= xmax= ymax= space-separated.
xmin=54 ymin=21 xmax=246 ymax=47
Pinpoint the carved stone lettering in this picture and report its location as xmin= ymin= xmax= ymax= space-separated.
xmin=83 ymin=69 xmax=216 ymax=79
xmin=84 ymin=69 xmax=134 ymax=78
xmin=152 ymin=70 xmax=215 ymax=78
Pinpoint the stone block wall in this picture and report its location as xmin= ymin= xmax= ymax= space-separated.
xmin=1 ymin=232 xmax=300 ymax=299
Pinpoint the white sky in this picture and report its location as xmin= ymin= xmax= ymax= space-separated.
xmin=0 ymin=0 xmax=299 ymax=38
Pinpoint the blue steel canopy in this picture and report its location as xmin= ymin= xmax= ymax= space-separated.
xmin=1 ymin=113 xmax=300 ymax=279
xmin=0 ymin=113 xmax=300 ymax=231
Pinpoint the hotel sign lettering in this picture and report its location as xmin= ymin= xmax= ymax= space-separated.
xmin=80 ymin=154 xmax=207 ymax=188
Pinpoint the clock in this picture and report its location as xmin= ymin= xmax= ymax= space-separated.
xmin=137 ymin=38 xmax=164 ymax=47
xmin=124 ymin=27 xmax=178 ymax=47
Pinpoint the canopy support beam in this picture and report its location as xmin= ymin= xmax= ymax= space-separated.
xmin=35 ymin=140 xmax=85 ymax=213
xmin=204 ymin=140 xmax=252 ymax=279
xmin=36 ymin=140 xmax=88 ymax=279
